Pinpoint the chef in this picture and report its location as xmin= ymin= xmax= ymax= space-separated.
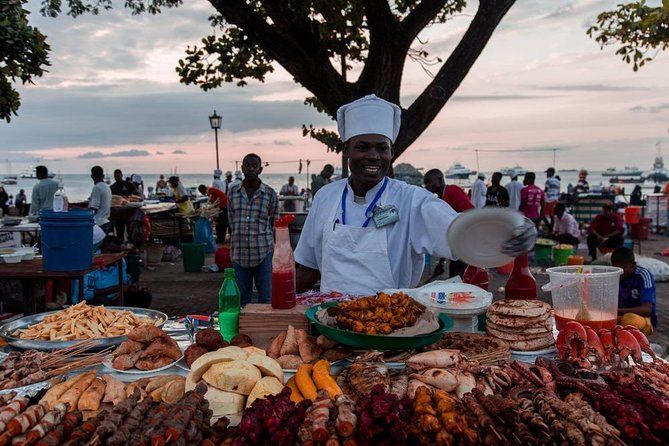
xmin=295 ymin=95 xmax=536 ymax=295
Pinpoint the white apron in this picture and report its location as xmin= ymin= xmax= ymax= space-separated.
xmin=319 ymin=182 xmax=394 ymax=295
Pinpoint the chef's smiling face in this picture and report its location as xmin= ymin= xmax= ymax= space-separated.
xmin=345 ymin=134 xmax=392 ymax=192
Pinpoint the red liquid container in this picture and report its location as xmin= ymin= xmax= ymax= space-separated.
xmin=271 ymin=215 xmax=296 ymax=309
xmin=462 ymin=265 xmax=489 ymax=291
xmin=504 ymin=254 xmax=537 ymax=300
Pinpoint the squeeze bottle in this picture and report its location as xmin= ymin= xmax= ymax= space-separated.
xmin=504 ymin=254 xmax=537 ymax=299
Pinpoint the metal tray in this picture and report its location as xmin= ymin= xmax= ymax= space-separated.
xmin=0 ymin=307 xmax=168 ymax=351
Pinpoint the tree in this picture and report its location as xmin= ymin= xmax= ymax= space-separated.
xmin=588 ymin=0 xmax=669 ymax=71
xmin=1 ymin=0 xmax=50 ymax=122
xmin=17 ymin=0 xmax=516 ymax=165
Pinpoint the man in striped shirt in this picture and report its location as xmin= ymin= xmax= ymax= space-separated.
xmin=227 ymin=153 xmax=279 ymax=304
xmin=612 ymin=247 xmax=657 ymax=335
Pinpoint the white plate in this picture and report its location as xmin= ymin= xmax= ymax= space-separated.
xmin=447 ymin=208 xmax=525 ymax=268
xmin=104 ymin=353 xmax=183 ymax=374
xmin=510 ymin=346 xmax=557 ymax=356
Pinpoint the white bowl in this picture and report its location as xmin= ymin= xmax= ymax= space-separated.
xmin=1 ymin=253 xmax=23 ymax=264
xmin=19 ymin=249 xmax=35 ymax=261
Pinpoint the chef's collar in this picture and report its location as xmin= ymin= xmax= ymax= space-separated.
xmin=346 ymin=177 xmax=387 ymax=204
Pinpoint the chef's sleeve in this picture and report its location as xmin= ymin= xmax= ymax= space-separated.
xmin=294 ymin=193 xmax=322 ymax=270
xmin=409 ymin=190 xmax=458 ymax=259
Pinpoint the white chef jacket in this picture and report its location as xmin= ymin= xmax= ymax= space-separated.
xmin=295 ymin=178 xmax=458 ymax=290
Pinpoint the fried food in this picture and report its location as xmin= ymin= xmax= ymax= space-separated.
xmin=328 ymin=292 xmax=422 ymax=334
xmin=12 ymin=302 xmax=157 ymax=341
xmin=139 ymin=336 xmax=181 ymax=361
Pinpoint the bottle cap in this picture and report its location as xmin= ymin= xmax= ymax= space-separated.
xmin=224 ymin=268 xmax=235 ymax=277
xmin=275 ymin=214 xmax=296 ymax=227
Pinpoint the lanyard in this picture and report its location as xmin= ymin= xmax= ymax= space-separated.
xmin=341 ymin=177 xmax=388 ymax=228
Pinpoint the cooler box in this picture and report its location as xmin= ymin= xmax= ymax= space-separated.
xmin=40 ymin=209 xmax=94 ymax=272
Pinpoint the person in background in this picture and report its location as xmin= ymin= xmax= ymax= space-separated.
xmin=311 ymin=164 xmax=335 ymax=197
xmin=14 ymin=189 xmax=26 ymax=216
xmin=424 ymin=169 xmax=473 ymax=279
xmin=230 ymin=171 xmax=243 ymax=192
xmin=29 ymin=165 xmax=59 ymax=216
xmin=630 ymin=185 xmax=644 ymax=206
xmin=611 ymin=247 xmax=657 ymax=335
xmin=168 ymin=176 xmax=194 ymax=215
xmin=280 ymin=176 xmax=300 ymax=212
xmin=110 ymin=169 xmax=138 ymax=197
xmin=224 ymin=171 xmax=233 ymax=194
xmin=228 ymin=153 xmax=279 ymax=305
xmin=505 ymin=175 xmax=522 ymax=210
xmin=89 ymin=166 xmax=113 ymax=234
xmin=470 ymin=173 xmax=486 ymax=209
xmin=574 ymin=169 xmax=589 ymax=194
xmin=587 ymin=202 xmax=623 ymax=261
xmin=485 ymin=172 xmax=509 ymax=207
xmin=520 ymin=172 xmax=545 ymax=228
xmin=0 ymin=186 xmax=9 ymax=216
xmin=131 ymin=174 xmax=144 ymax=198
xmin=198 ymin=183 xmax=228 ymax=243
xmin=212 ymin=169 xmax=226 ymax=191
xmin=155 ymin=174 xmax=168 ymax=193
xmin=543 ymin=167 xmax=560 ymax=228
xmin=550 ymin=203 xmax=580 ymax=246
xmin=654 ymin=184 xmax=662 ymax=194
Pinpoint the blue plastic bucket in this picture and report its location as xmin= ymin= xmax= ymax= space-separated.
xmin=40 ymin=209 xmax=94 ymax=271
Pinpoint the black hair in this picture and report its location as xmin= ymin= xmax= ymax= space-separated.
xmin=243 ymin=153 xmax=262 ymax=164
xmin=36 ymin=165 xmax=48 ymax=177
xmin=91 ymin=166 xmax=104 ymax=178
xmin=525 ymin=172 xmax=536 ymax=183
xmin=198 ymin=184 xmax=208 ymax=195
xmin=114 ymin=169 xmax=122 ymax=175
xmin=611 ymin=247 xmax=635 ymax=266
xmin=555 ymin=202 xmax=566 ymax=213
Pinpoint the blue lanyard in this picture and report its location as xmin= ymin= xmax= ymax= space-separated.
xmin=341 ymin=177 xmax=388 ymax=228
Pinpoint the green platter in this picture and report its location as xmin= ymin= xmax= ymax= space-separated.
xmin=305 ymin=302 xmax=454 ymax=351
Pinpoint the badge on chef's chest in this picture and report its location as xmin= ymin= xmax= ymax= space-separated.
xmin=372 ymin=205 xmax=399 ymax=228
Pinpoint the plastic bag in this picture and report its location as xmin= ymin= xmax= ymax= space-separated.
xmin=80 ymin=259 xmax=131 ymax=303
xmin=194 ymin=217 xmax=217 ymax=253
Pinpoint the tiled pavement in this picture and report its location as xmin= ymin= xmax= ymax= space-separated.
xmin=145 ymin=235 xmax=669 ymax=353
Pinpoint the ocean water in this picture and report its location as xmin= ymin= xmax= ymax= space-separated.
xmin=0 ymin=171 xmax=660 ymax=202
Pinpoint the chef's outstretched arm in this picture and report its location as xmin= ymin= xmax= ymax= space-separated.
xmin=296 ymin=264 xmax=320 ymax=293
xmin=409 ymin=191 xmax=459 ymax=259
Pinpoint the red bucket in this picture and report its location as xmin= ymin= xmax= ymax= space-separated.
xmin=630 ymin=217 xmax=650 ymax=240
xmin=497 ymin=260 xmax=514 ymax=274
xmin=625 ymin=206 xmax=641 ymax=224
xmin=215 ymin=245 xmax=233 ymax=270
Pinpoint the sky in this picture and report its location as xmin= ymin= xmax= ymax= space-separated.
xmin=1 ymin=0 xmax=668 ymax=175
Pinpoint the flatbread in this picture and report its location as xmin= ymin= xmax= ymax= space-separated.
xmin=486 ymin=326 xmax=554 ymax=343
xmin=487 ymin=300 xmax=552 ymax=318
xmin=485 ymin=320 xmax=552 ymax=335
xmin=506 ymin=336 xmax=555 ymax=352
xmin=486 ymin=312 xmax=551 ymax=329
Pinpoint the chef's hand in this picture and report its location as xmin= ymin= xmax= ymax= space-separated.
xmin=502 ymin=217 xmax=537 ymax=257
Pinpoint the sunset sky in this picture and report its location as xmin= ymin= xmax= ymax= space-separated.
xmin=2 ymin=0 xmax=668 ymax=174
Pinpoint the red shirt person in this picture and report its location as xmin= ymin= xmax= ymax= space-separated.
xmin=519 ymin=172 xmax=544 ymax=224
xmin=423 ymin=169 xmax=473 ymax=278
xmin=587 ymin=202 xmax=624 ymax=261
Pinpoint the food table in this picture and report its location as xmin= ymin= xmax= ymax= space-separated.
xmin=0 ymin=220 xmax=40 ymax=248
xmin=0 ymin=253 xmax=125 ymax=314
xmin=110 ymin=202 xmax=177 ymax=245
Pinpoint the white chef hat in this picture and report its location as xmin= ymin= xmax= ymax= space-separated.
xmin=336 ymin=94 xmax=401 ymax=143
xmin=214 ymin=169 xmax=222 ymax=177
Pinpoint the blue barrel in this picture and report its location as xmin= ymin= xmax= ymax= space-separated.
xmin=40 ymin=209 xmax=94 ymax=271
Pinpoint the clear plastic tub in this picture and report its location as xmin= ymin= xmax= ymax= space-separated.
xmin=543 ymin=266 xmax=622 ymax=330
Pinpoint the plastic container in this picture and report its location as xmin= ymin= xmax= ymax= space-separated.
xmin=552 ymin=245 xmax=575 ymax=266
xmin=272 ymin=215 xmax=296 ymax=309
xmin=219 ymin=267 xmax=241 ymax=341
xmin=624 ymin=206 xmax=641 ymax=224
xmin=630 ymin=217 xmax=650 ymax=240
xmin=182 ymin=242 xmax=205 ymax=272
xmin=52 ymin=183 xmax=69 ymax=213
xmin=215 ymin=245 xmax=233 ymax=271
xmin=504 ymin=254 xmax=537 ymax=299
xmin=543 ymin=265 xmax=622 ymax=331
xmin=534 ymin=244 xmax=554 ymax=266
xmin=462 ymin=265 xmax=489 ymax=291
xmin=567 ymin=255 xmax=584 ymax=266
xmin=40 ymin=209 xmax=94 ymax=272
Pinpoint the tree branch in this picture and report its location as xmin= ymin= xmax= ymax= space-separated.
xmin=208 ymin=0 xmax=350 ymax=116
xmin=394 ymin=0 xmax=515 ymax=160
xmin=400 ymin=0 xmax=448 ymax=44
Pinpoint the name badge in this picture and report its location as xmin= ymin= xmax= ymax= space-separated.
xmin=372 ymin=205 xmax=399 ymax=228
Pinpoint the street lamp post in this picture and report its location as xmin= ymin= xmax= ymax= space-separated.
xmin=209 ymin=110 xmax=222 ymax=170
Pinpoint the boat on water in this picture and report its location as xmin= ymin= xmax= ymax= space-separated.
xmin=602 ymin=166 xmax=642 ymax=177
xmin=646 ymin=155 xmax=669 ymax=183
xmin=0 ymin=177 xmax=17 ymax=185
xmin=445 ymin=162 xmax=473 ymax=179
xmin=500 ymin=165 xmax=527 ymax=177
xmin=608 ymin=176 xmax=645 ymax=184
xmin=19 ymin=166 xmax=55 ymax=179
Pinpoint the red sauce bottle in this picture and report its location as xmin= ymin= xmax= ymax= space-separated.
xmin=271 ymin=215 xmax=296 ymax=309
xmin=462 ymin=265 xmax=489 ymax=291
xmin=504 ymin=254 xmax=537 ymax=300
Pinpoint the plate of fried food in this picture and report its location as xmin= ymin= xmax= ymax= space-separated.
xmin=306 ymin=292 xmax=454 ymax=351
xmin=0 ymin=302 xmax=168 ymax=351
xmin=105 ymin=325 xmax=183 ymax=374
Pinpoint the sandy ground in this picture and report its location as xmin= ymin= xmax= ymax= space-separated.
xmin=143 ymin=233 xmax=669 ymax=354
